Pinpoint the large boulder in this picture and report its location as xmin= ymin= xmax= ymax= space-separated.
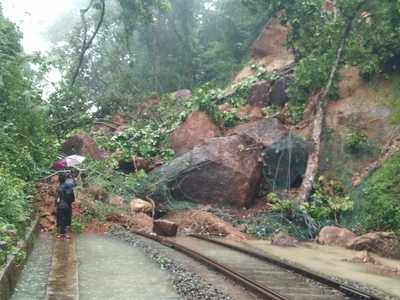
xmin=61 ymin=134 xmax=105 ymax=160
xmin=230 ymin=119 xmax=309 ymax=189
xmin=231 ymin=18 xmax=294 ymax=86
xmin=248 ymin=78 xmax=290 ymax=108
xmin=248 ymin=80 xmax=272 ymax=107
xmin=156 ymin=134 xmax=263 ymax=207
xmin=251 ymin=18 xmax=292 ymax=59
xmin=346 ymin=232 xmax=400 ymax=259
xmin=153 ymin=220 xmax=178 ymax=237
xmin=170 ymin=111 xmax=221 ymax=156
xmin=270 ymin=77 xmax=290 ymax=107
xmin=262 ymin=135 xmax=311 ymax=189
xmin=317 ymin=226 xmax=356 ymax=247
xmin=229 ymin=118 xmax=287 ymax=147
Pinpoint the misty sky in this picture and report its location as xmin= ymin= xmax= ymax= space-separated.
xmin=2 ymin=0 xmax=76 ymax=53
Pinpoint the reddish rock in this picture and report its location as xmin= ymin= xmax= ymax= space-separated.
xmin=170 ymin=111 xmax=221 ymax=156
xmin=61 ymin=134 xmax=105 ymax=160
xmin=110 ymin=213 xmax=154 ymax=233
xmin=238 ymin=105 xmax=265 ymax=121
xmin=157 ymin=135 xmax=263 ymax=207
xmin=229 ymin=118 xmax=288 ymax=147
xmin=248 ymin=80 xmax=272 ymax=107
xmin=165 ymin=210 xmax=247 ymax=240
xmin=251 ymin=18 xmax=291 ymax=59
xmin=346 ymin=232 xmax=400 ymax=259
xmin=271 ymin=231 xmax=298 ymax=247
xmin=153 ymin=220 xmax=178 ymax=237
xmin=249 ymin=106 xmax=265 ymax=120
xmin=130 ymin=198 xmax=153 ymax=215
xmin=317 ymin=226 xmax=356 ymax=247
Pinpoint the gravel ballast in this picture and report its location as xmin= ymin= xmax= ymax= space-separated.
xmin=108 ymin=225 xmax=233 ymax=300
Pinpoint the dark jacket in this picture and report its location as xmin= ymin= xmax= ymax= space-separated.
xmin=56 ymin=182 xmax=75 ymax=209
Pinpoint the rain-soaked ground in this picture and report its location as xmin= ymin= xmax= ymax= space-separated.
xmin=76 ymin=234 xmax=180 ymax=300
xmin=230 ymin=239 xmax=400 ymax=299
xmin=11 ymin=233 xmax=54 ymax=300
xmin=11 ymin=234 xmax=180 ymax=300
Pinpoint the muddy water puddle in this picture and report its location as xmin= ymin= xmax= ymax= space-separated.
xmin=76 ymin=234 xmax=180 ymax=300
xmin=11 ymin=233 xmax=53 ymax=300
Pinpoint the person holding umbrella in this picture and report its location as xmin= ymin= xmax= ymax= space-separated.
xmin=56 ymin=173 xmax=76 ymax=239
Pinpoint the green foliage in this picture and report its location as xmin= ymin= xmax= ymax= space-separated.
xmin=0 ymin=9 xmax=56 ymax=265
xmin=290 ymin=54 xmax=339 ymax=102
xmin=104 ymin=122 xmax=175 ymax=161
xmin=241 ymin=194 xmax=320 ymax=240
xmin=287 ymin=102 xmax=305 ymax=123
xmin=191 ymin=84 xmax=223 ymax=124
xmin=0 ymin=223 xmax=18 ymax=265
xmin=71 ymin=217 xmax=84 ymax=234
xmin=92 ymin=201 xmax=127 ymax=223
xmin=0 ymin=170 xmax=30 ymax=230
xmin=0 ymin=12 xmax=57 ymax=180
xmin=308 ymin=177 xmax=353 ymax=223
xmin=344 ymin=132 xmax=371 ymax=154
xmin=245 ymin=213 xmax=315 ymax=240
xmin=357 ymin=152 xmax=400 ymax=234
xmin=387 ymin=76 xmax=400 ymax=124
xmin=263 ymin=177 xmax=353 ymax=238
xmin=221 ymin=110 xmax=241 ymax=128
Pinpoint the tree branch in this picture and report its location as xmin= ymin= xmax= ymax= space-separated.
xmin=70 ymin=0 xmax=106 ymax=88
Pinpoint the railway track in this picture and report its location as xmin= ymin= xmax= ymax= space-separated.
xmin=131 ymin=231 xmax=380 ymax=300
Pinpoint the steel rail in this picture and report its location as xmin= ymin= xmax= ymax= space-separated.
xmin=130 ymin=230 xmax=288 ymax=300
xmin=190 ymin=234 xmax=380 ymax=300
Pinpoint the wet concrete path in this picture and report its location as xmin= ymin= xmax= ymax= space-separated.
xmin=45 ymin=237 xmax=79 ymax=300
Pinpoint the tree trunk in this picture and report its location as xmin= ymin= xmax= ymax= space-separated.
xmin=298 ymin=3 xmax=366 ymax=201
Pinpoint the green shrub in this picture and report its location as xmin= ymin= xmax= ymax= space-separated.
xmin=308 ymin=177 xmax=353 ymax=223
xmin=222 ymin=110 xmax=241 ymax=128
xmin=0 ymin=169 xmax=30 ymax=233
xmin=344 ymin=132 xmax=371 ymax=154
xmin=358 ymin=152 xmax=400 ymax=233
